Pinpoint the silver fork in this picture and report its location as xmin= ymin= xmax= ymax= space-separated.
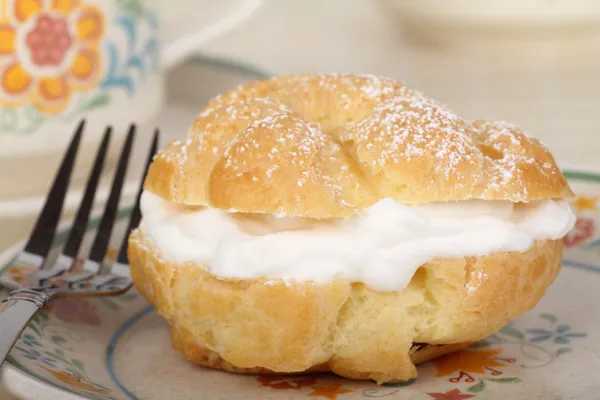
xmin=0 ymin=120 xmax=158 ymax=366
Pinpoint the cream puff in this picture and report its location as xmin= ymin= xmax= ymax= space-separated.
xmin=128 ymin=73 xmax=575 ymax=383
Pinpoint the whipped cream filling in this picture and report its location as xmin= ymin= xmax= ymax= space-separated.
xmin=139 ymin=191 xmax=576 ymax=292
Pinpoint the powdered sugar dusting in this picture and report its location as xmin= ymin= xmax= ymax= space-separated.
xmin=156 ymin=137 xmax=194 ymax=169
xmin=344 ymin=88 xmax=483 ymax=188
xmin=466 ymin=270 xmax=489 ymax=295
xmin=155 ymin=73 xmax=569 ymax=213
xmin=220 ymin=111 xmax=340 ymax=197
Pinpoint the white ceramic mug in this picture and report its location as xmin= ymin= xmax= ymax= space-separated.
xmin=0 ymin=0 xmax=262 ymax=199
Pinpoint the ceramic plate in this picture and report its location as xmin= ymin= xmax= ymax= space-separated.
xmin=1 ymin=170 xmax=599 ymax=400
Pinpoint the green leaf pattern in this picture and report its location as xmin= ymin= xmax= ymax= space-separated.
xmin=467 ymin=380 xmax=486 ymax=393
xmin=118 ymin=0 xmax=145 ymax=18
xmin=540 ymin=313 xmax=558 ymax=326
xmin=556 ymin=347 xmax=572 ymax=357
xmin=499 ymin=324 xmax=525 ymax=340
xmin=72 ymin=359 xmax=86 ymax=372
xmin=485 ymin=377 xmax=522 ymax=383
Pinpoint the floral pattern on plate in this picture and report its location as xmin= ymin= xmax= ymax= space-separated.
xmin=252 ymin=312 xmax=588 ymax=399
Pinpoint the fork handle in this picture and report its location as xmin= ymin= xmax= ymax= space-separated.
xmin=0 ymin=290 xmax=50 ymax=367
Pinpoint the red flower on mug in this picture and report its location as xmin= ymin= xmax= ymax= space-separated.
xmin=563 ymin=217 xmax=594 ymax=248
xmin=0 ymin=0 xmax=105 ymax=113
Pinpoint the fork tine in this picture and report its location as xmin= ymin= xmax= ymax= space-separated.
xmin=62 ymin=127 xmax=112 ymax=260
xmin=88 ymin=125 xmax=135 ymax=264
xmin=117 ymin=129 xmax=159 ymax=265
xmin=23 ymin=120 xmax=85 ymax=258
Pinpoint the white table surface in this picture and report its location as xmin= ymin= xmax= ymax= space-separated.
xmin=2 ymin=1 xmax=600 ymax=398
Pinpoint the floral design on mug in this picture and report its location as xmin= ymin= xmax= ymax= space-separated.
xmin=0 ymin=0 xmax=105 ymax=114
xmin=0 ymin=0 xmax=158 ymax=135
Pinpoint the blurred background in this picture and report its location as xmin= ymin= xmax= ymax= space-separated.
xmin=203 ymin=0 xmax=600 ymax=167
xmin=1 ymin=0 xmax=600 ymax=248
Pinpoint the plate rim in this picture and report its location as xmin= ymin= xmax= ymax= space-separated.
xmin=1 ymin=167 xmax=599 ymax=400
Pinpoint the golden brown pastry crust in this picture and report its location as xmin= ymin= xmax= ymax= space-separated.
xmin=133 ymin=73 xmax=570 ymax=382
xmin=144 ymin=74 xmax=573 ymax=218
xmin=128 ymin=230 xmax=563 ymax=383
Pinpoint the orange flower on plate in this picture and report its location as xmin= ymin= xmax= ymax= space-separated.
xmin=6 ymin=265 xmax=36 ymax=284
xmin=571 ymin=195 xmax=599 ymax=213
xmin=307 ymin=384 xmax=354 ymax=400
xmin=39 ymin=365 xmax=111 ymax=395
xmin=433 ymin=349 xmax=511 ymax=383
xmin=0 ymin=0 xmax=104 ymax=114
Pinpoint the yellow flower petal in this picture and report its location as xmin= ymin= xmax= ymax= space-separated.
xmin=76 ymin=5 xmax=104 ymax=42
xmin=39 ymin=76 xmax=69 ymax=100
xmin=1 ymin=61 xmax=31 ymax=95
xmin=50 ymin=0 xmax=80 ymax=14
xmin=0 ymin=24 xmax=16 ymax=55
xmin=12 ymin=0 xmax=42 ymax=22
xmin=32 ymin=75 xmax=71 ymax=114
xmin=68 ymin=47 xmax=99 ymax=83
